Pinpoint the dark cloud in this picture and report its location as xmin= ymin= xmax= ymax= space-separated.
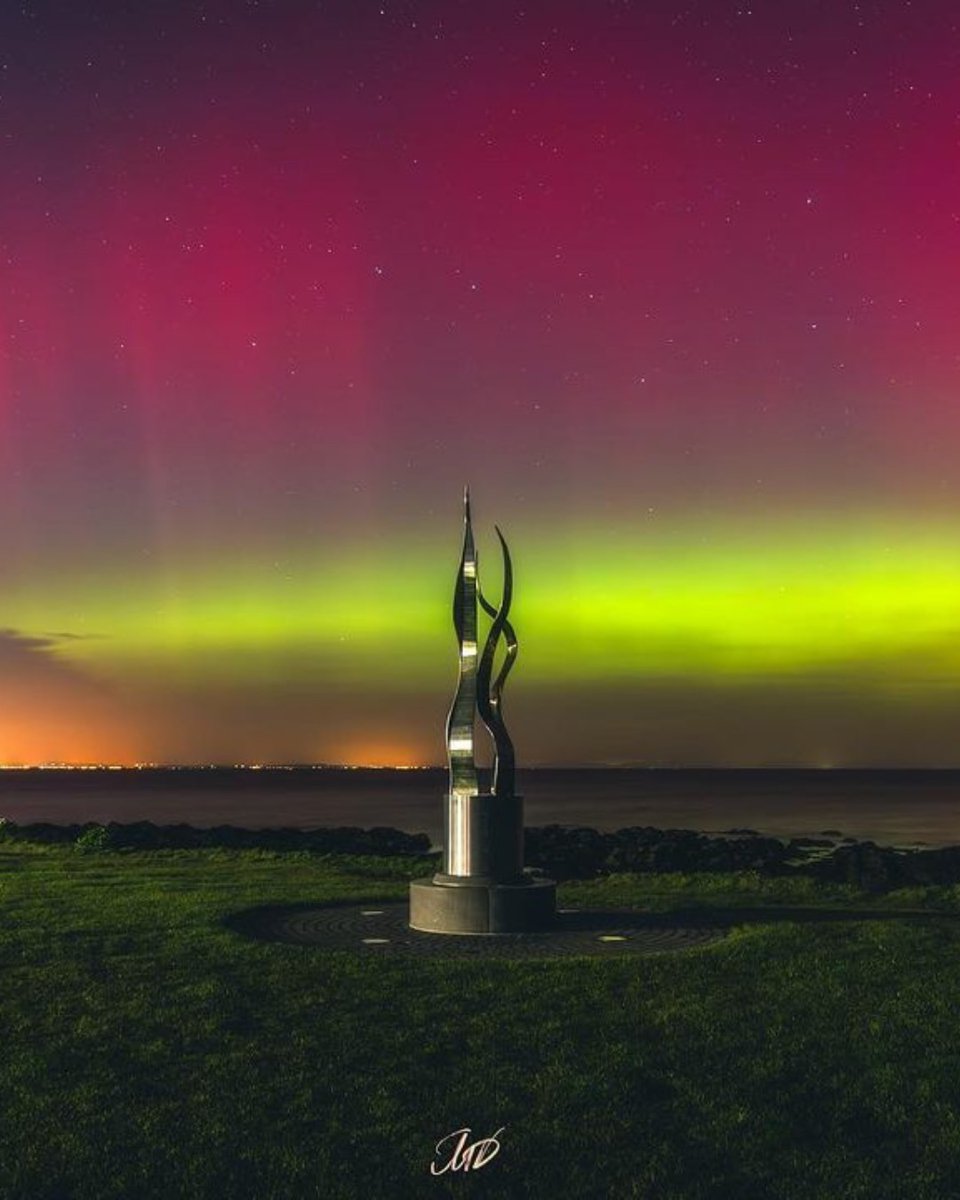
xmin=0 ymin=627 xmax=62 ymax=660
xmin=0 ymin=628 xmax=108 ymax=688
xmin=42 ymin=630 xmax=103 ymax=641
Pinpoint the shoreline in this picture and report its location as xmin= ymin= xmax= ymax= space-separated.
xmin=5 ymin=818 xmax=960 ymax=891
xmin=2 ymin=766 xmax=959 ymax=848
xmin=3 ymin=814 xmax=958 ymax=852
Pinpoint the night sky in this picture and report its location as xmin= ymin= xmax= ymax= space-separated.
xmin=2 ymin=0 xmax=960 ymax=766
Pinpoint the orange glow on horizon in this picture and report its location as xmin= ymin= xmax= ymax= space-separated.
xmin=0 ymin=717 xmax=142 ymax=769
xmin=336 ymin=742 xmax=433 ymax=770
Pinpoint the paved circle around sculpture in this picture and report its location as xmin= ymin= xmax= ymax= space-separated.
xmin=230 ymin=901 xmax=729 ymax=958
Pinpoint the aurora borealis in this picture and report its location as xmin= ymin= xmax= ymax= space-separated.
xmin=2 ymin=1 xmax=960 ymax=766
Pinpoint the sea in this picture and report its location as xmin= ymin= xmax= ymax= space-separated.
xmin=1 ymin=767 xmax=959 ymax=849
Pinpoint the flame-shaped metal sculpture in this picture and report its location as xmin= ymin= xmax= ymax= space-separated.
xmin=445 ymin=489 xmax=516 ymax=801
xmin=408 ymin=489 xmax=556 ymax=933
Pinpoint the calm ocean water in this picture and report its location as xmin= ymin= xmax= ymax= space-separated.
xmin=1 ymin=768 xmax=959 ymax=848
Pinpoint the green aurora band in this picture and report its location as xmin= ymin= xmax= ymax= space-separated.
xmin=7 ymin=515 xmax=959 ymax=685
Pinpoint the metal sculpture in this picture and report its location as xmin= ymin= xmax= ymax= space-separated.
xmin=446 ymin=488 xmax=516 ymax=802
xmin=409 ymin=489 xmax=556 ymax=934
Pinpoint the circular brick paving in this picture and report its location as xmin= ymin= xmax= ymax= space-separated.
xmin=228 ymin=900 xmax=729 ymax=958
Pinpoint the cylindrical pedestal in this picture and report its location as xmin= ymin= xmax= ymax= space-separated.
xmin=410 ymin=791 xmax=557 ymax=934
xmin=444 ymin=792 xmax=524 ymax=880
xmin=409 ymin=874 xmax=556 ymax=935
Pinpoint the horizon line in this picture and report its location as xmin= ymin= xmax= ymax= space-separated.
xmin=2 ymin=762 xmax=960 ymax=772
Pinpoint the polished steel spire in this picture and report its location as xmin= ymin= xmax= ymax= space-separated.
xmin=445 ymin=488 xmax=518 ymax=802
xmin=445 ymin=486 xmax=479 ymax=799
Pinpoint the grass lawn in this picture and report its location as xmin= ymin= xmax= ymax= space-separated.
xmin=2 ymin=843 xmax=960 ymax=1199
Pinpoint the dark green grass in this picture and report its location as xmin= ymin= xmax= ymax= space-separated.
xmin=2 ymin=845 xmax=960 ymax=1199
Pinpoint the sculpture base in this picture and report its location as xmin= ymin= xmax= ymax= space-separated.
xmin=408 ymin=873 xmax=557 ymax=935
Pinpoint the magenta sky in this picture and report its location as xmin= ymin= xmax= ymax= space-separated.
xmin=2 ymin=2 xmax=960 ymax=765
